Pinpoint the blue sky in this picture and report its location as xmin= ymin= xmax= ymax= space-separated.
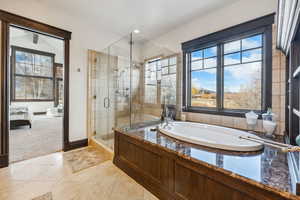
xmin=191 ymin=34 xmax=262 ymax=93
xmin=192 ymin=62 xmax=261 ymax=93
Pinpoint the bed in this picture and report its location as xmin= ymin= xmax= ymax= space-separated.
xmin=10 ymin=106 xmax=32 ymax=129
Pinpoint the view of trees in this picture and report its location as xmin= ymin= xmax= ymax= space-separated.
xmin=191 ymin=76 xmax=261 ymax=110
xmin=224 ymin=77 xmax=261 ymax=110
xmin=190 ymin=34 xmax=263 ymax=111
xmin=13 ymin=49 xmax=54 ymax=100
xmin=191 ymin=87 xmax=216 ymax=107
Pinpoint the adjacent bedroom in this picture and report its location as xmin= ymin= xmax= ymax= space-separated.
xmin=8 ymin=26 xmax=64 ymax=163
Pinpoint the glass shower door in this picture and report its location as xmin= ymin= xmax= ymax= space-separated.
xmin=94 ymin=48 xmax=111 ymax=148
xmin=94 ymin=46 xmax=121 ymax=150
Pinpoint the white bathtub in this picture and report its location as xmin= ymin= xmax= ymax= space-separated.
xmin=158 ymin=122 xmax=263 ymax=152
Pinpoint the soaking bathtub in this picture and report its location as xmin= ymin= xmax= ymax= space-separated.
xmin=158 ymin=121 xmax=263 ymax=152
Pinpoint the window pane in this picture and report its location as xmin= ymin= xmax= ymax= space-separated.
xmin=204 ymin=46 xmax=217 ymax=58
xmin=242 ymin=34 xmax=262 ymax=50
xmin=191 ymin=60 xmax=203 ymax=70
xmin=204 ymin=57 xmax=217 ymax=68
xmin=15 ymin=76 xmax=25 ymax=99
xmin=224 ymin=62 xmax=261 ymax=110
xmin=35 ymin=55 xmax=42 ymax=65
xmin=144 ymin=85 xmax=157 ymax=104
xmin=16 ymin=55 xmax=53 ymax=77
xmin=14 ymin=77 xmax=54 ymax=100
xmin=15 ymin=63 xmax=26 ymax=74
xmin=162 ymin=67 xmax=168 ymax=75
xmin=242 ymin=48 xmax=262 ymax=63
xmin=161 ymin=74 xmax=176 ymax=105
xmin=224 ymin=52 xmax=240 ymax=65
xmin=157 ymin=70 xmax=161 ymax=81
xmin=157 ymin=60 xmax=161 ymax=70
xmin=161 ymin=59 xmax=168 ymax=67
xmin=40 ymin=55 xmax=48 ymax=66
xmin=25 ymin=53 xmax=34 ymax=64
xmin=145 ymin=69 xmax=151 ymax=79
xmin=149 ymin=62 xmax=156 ymax=71
xmin=191 ymin=69 xmax=217 ymax=107
xmin=145 ymin=71 xmax=156 ymax=85
xmin=33 ymin=65 xmax=41 ymax=75
xmin=150 ymin=71 xmax=157 ymax=84
xmin=169 ymin=65 xmax=176 ymax=74
xmin=224 ymin=40 xmax=240 ymax=54
xmin=25 ymin=78 xmax=53 ymax=100
xmin=16 ymin=51 xmax=26 ymax=63
xmin=157 ymin=63 xmax=161 ymax=70
xmin=169 ymin=57 xmax=177 ymax=65
xmin=192 ymin=50 xmax=202 ymax=60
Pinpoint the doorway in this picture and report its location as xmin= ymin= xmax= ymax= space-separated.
xmin=0 ymin=10 xmax=72 ymax=167
xmin=8 ymin=26 xmax=65 ymax=162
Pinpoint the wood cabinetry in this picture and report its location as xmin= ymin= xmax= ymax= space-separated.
xmin=114 ymin=130 xmax=294 ymax=200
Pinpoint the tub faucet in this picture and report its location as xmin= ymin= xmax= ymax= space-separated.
xmin=161 ymin=104 xmax=172 ymax=129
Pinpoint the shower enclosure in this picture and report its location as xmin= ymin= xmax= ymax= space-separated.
xmin=88 ymin=32 xmax=178 ymax=150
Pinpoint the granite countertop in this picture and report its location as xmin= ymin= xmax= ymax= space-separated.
xmin=116 ymin=123 xmax=300 ymax=200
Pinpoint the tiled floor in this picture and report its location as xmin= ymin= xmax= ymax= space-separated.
xmin=0 ymin=147 xmax=158 ymax=200
xmin=9 ymin=115 xmax=63 ymax=163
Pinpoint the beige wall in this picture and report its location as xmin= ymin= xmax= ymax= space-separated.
xmin=149 ymin=0 xmax=277 ymax=53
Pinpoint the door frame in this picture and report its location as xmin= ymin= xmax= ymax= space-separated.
xmin=0 ymin=9 xmax=77 ymax=167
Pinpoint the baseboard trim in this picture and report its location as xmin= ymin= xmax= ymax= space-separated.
xmin=0 ymin=154 xmax=8 ymax=168
xmin=64 ymin=139 xmax=88 ymax=151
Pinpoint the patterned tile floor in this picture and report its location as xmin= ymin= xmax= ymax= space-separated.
xmin=0 ymin=147 xmax=158 ymax=200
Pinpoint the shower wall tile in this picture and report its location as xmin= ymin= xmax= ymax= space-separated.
xmin=210 ymin=115 xmax=221 ymax=125
xmin=234 ymin=117 xmax=247 ymax=130
xmin=272 ymin=83 xmax=280 ymax=96
xmin=221 ymin=116 xmax=234 ymax=128
xmin=272 ymin=69 xmax=281 ymax=83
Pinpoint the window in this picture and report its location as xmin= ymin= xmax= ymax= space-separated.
xmin=144 ymin=59 xmax=159 ymax=104
xmin=11 ymin=46 xmax=55 ymax=101
xmin=54 ymin=63 xmax=64 ymax=106
xmin=223 ymin=35 xmax=263 ymax=110
xmin=182 ymin=14 xmax=274 ymax=116
xmin=161 ymin=56 xmax=177 ymax=105
xmin=191 ymin=46 xmax=217 ymax=108
xmin=144 ymin=56 xmax=177 ymax=105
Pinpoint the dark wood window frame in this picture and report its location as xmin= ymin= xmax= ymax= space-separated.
xmin=10 ymin=45 xmax=56 ymax=102
xmin=182 ymin=13 xmax=274 ymax=118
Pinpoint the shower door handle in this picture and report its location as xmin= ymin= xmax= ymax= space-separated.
xmin=104 ymin=97 xmax=109 ymax=108
xmin=107 ymin=97 xmax=111 ymax=108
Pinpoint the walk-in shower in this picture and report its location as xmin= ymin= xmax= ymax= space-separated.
xmin=88 ymin=32 xmax=179 ymax=150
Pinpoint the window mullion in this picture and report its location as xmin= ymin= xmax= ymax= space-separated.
xmin=216 ymin=43 xmax=223 ymax=111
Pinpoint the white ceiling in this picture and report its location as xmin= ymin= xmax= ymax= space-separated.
xmin=39 ymin=0 xmax=240 ymax=40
